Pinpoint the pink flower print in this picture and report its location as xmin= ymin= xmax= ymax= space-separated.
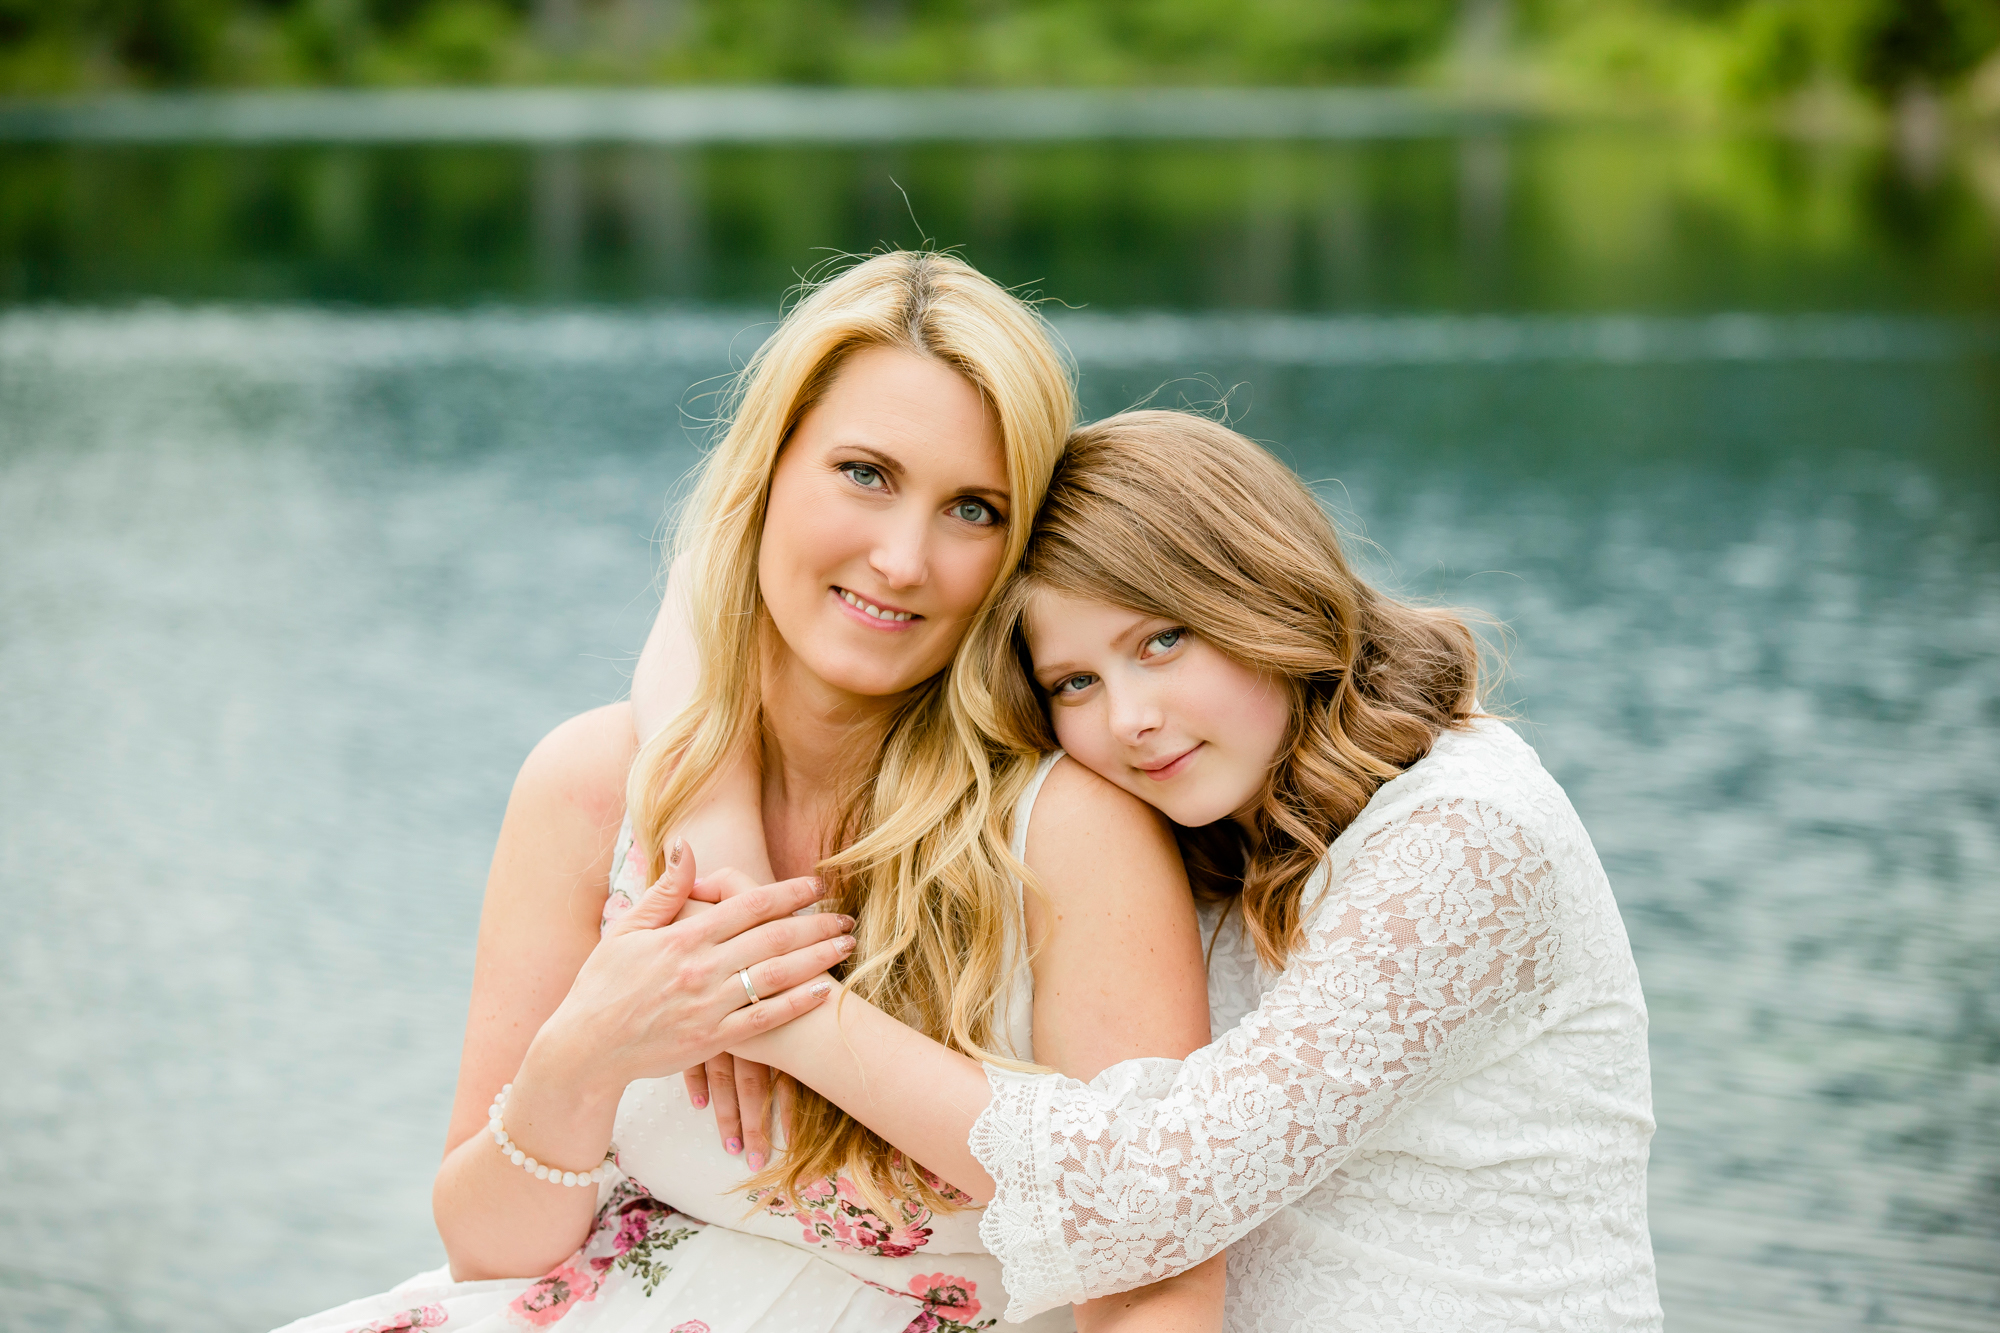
xmin=508 ymin=1264 xmax=600 ymax=1327
xmin=668 ymin=1324 xmax=710 ymax=1333
xmin=909 ymin=1274 xmax=980 ymax=1321
xmin=349 ymin=1305 xmax=448 ymax=1333
xmin=900 ymin=1314 xmax=942 ymax=1333
xmin=613 ymin=1206 xmax=653 ymax=1256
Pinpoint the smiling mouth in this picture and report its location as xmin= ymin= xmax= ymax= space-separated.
xmin=1138 ymin=744 xmax=1202 ymax=780
xmin=834 ymin=586 xmax=922 ymax=626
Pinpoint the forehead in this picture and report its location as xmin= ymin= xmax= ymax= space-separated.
xmin=1022 ymin=588 xmax=1152 ymax=659
xmin=800 ymin=346 xmax=1006 ymax=485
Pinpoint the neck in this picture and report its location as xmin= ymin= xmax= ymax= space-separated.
xmin=757 ymin=632 xmax=908 ymax=840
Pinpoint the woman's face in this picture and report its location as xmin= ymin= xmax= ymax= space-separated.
xmin=1025 ymin=590 xmax=1292 ymax=829
xmin=759 ymin=345 xmax=1011 ymax=702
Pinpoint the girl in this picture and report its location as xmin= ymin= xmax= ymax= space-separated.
xmin=666 ymin=410 xmax=1662 ymax=1330
xmin=277 ymin=258 xmax=1221 ymax=1333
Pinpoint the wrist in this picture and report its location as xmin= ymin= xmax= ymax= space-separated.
xmin=520 ymin=1012 xmax=627 ymax=1110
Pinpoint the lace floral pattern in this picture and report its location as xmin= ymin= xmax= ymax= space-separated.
xmin=971 ymin=721 xmax=1661 ymax=1331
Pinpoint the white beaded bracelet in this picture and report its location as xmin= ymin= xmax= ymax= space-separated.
xmin=488 ymin=1084 xmax=619 ymax=1189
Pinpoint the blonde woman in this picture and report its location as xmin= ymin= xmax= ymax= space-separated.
xmin=276 ymin=258 xmax=1220 ymax=1333
xmin=661 ymin=412 xmax=1662 ymax=1330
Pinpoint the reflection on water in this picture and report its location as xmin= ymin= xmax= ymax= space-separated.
xmin=5 ymin=129 xmax=2000 ymax=312
xmin=1 ymin=307 xmax=1994 ymax=1331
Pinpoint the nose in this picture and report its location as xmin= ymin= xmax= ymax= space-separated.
xmin=1106 ymin=677 xmax=1163 ymax=747
xmin=868 ymin=507 xmax=930 ymax=591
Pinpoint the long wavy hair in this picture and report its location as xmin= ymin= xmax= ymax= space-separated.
xmin=626 ymin=252 xmax=1074 ymax=1213
xmin=972 ymin=410 xmax=1483 ymax=971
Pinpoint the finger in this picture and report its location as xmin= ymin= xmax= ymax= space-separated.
xmin=687 ymin=875 xmax=725 ymax=904
xmin=702 ymin=867 xmax=760 ymax=901
xmin=611 ymin=837 xmax=695 ymax=936
xmin=717 ymin=911 xmax=855 ymax=978
xmin=736 ymin=933 xmax=857 ymax=1010
xmin=735 ymin=1060 xmax=775 ymax=1172
xmin=687 ymin=874 xmax=827 ymax=944
xmin=718 ymin=976 xmax=835 ymax=1045
xmin=705 ymin=1055 xmax=744 ymax=1158
xmin=682 ymin=1062 xmax=710 ymax=1112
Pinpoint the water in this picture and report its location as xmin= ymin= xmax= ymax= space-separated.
xmin=2 ymin=128 xmax=1998 ymax=1332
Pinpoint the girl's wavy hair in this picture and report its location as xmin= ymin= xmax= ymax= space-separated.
xmin=973 ymin=410 xmax=1482 ymax=970
xmin=626 ymin=251 xmax=1075 ymax=1216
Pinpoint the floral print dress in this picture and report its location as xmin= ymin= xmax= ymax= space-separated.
xmin=274 ymin=753 xmax=1071 ymax=1333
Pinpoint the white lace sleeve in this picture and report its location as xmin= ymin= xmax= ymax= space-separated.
xmin=970 ymin=797 xmax=1561 ymax=1321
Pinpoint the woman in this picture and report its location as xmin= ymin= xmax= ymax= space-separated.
xmin=658 ymin=411 xmax=1663 ymax=1330
xmin=277 ymin=256 xmax=1221 ymax=1333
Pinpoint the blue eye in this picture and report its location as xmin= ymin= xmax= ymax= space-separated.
xmin=951 ymin=499 xmax=998 ymax=526
xmin=1050 ymin=673 xmax=1097 ymax=697
xmin=1144 ymin=628 xmax=1186 ymax=655
xmin=841 ymin=463 xmax=885 ymax=489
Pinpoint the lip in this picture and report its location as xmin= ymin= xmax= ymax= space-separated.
xmin=1137 ymin=743 xmax=1202 ymax=782
xmin=830 ymin=586 xmax=924 ymax=632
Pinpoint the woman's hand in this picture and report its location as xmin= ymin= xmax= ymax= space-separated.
xmin=531 ymin=842 xmax=857 ymax=1098
xmin=680 ymin=865 xmax=791 ymax=1170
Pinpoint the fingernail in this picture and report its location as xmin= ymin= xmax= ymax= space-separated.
xmin=725 ymin=1137 xmax=742 ymax=1155
xmin=809 ymin=878 xmax=826 ymax=899
xmin=747 ymin=1151 xmax=765 ymax=1170
xmin=837 ymin=935 xmax=856 ymax=955
xmin=809 ymin=980 xmax=831 ymax=999
xmin=691 ymin=1094 xmax=707 ymax=1109
xmin=836 ymin=914 xmax=856 ymax=931
xmin=669 ymin=837 xmax=684 ymax=867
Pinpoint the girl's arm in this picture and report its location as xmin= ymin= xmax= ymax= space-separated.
xmin=740 ymin=760 xmax=1226 ymax=1329
xmin=431 ymin=703 xmax=851 ymax=1279
xmin=1013 ymin=760 xmax=1224 ymax=1332
xmin=742 ymin=796 xmax=1557 ymax=1320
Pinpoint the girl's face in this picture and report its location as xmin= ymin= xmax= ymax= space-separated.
xmin=759 ymin=345 xmax=1011 ymax=702
xmin=1025 ymin=589 xmax=1292 ymax=830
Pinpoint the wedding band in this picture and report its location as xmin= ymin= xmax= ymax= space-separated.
xmin=738 ymin=969 xmax=761 ymax=1006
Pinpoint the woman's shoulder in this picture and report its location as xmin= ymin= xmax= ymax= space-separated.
xmin=512 ymin=701 xmax=641 ymax=833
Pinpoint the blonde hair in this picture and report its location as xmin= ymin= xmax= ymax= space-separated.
xmin=973 ymin=410 xmax=1483 ymax=971
xmin=627 ymin=252 xmax=1074 ymax=1213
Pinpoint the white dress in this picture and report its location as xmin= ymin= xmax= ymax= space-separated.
xmin=970 ymin=719 xmax=1663 ymax=1331
xmin=278 ymin=754 xmax=1073 ymax=1333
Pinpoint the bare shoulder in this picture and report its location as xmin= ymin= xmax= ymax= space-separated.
xmin=1023 ymin=756 xmax=1185 ymax=901
xmin=512 ymin=702 xmax=640 ymax=833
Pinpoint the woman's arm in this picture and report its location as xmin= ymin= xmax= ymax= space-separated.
xmin=431 ymin=704 xmax=852 ymax=1279
xmin=744 ymin=796 xmax=1558 ymax=1320
xmin=630 ymin=560 xmax=784 ymax=1166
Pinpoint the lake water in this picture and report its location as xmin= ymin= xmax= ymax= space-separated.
xmin=2 ymin=127 xmax=1997 ymax=1332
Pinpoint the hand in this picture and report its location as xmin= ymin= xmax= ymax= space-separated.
xmin=533 ymin=841 xmax=857 ymax=1094
xmin=682 ymin=865 xmax=792 ymax=1168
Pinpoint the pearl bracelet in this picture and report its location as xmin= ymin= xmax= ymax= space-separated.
xmin=488 ymin=1084 xmax=619 ymax=1189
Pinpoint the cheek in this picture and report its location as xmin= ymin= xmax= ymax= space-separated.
xmin=932 ymin=537 xmax=1007 ymax=621
xmin=1049 ymin=704 xmax=1115 ymax=772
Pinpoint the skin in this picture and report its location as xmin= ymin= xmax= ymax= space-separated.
xmin=445 ymin=346 xmax=1220 ymax=1327
xmin=715 ymin=594 xmax=1295 ymax=1322
xmin=1025 ymin=590 xmax=1293 ymax=832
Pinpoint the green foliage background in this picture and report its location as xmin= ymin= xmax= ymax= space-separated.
xmin=2 ymin=0 xmax=1997 ymax=114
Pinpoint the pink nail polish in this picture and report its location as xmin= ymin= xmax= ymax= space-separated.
xmin=747 ymin=1152 xmax=765 ymax=1170
xmin=691 ymin=1094 xmax=707 ymax=1109
xmin=725 ymin=1137 xmax=742 ymax=1154
xmin=809 ymin=980 xmax=831 ymax=999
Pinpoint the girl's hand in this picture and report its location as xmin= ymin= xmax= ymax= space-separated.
xmin=533 ymin=843 xmax=856 ymax=1095
xmin=681 ymin=865 xmax=790 ymax=1169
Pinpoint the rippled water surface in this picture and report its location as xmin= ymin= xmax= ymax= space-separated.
xmin=3 ymin=126 xmax=1998 ymax=1333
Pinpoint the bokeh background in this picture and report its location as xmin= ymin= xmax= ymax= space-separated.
xmin=3 ymin=4 xmax=1998 ymax=1331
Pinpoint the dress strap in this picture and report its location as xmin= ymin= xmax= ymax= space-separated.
xmin=1009 ymin=751 xmax=1065 ymax=866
